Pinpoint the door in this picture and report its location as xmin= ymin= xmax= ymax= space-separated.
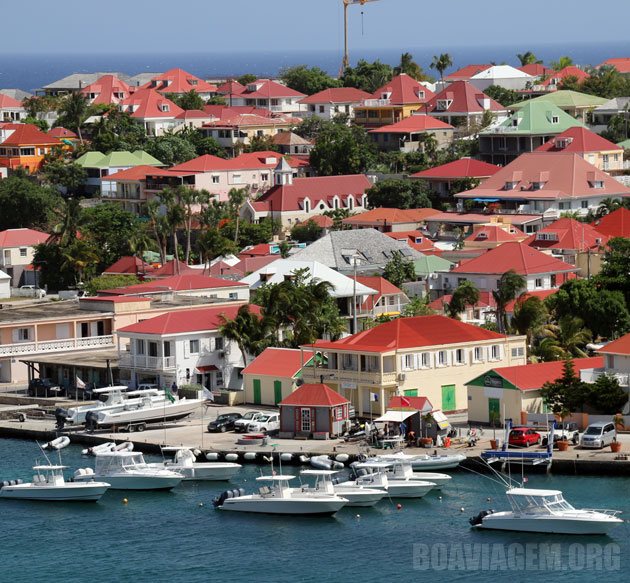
xmin=273 ymin=380 xmax=282 ymax=405
xmin=488 ymin=398 xmax=501 ymax=425
xmin=441 ymin=384 xmax=456 ymax=411
xmin=301 ymin=408 xmax=311 ymax=432
xmin=253 ymin=379 xmax=261 ymax=405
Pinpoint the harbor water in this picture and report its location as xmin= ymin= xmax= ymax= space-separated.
xmin=1 ymin=437 xmax=629 ymax=582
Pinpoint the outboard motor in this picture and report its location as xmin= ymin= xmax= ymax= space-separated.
xmin=469 ymin=509 xmax=494 ymax=526
xmin=85 ymin=411 xmax=98 ymax=433
xmin=213 ymin=488 xmax=245 ymax=508
xmin=55 ymin=408 xmax=68 ymax=430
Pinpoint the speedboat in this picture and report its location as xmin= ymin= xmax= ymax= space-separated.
xmin=213 ymin=475 xmax=348 ymax=515
xmin=379 ymin=451 xmax=466 ymax=470
xmin=147 ymin=447 xmax=241 ymax=481
xmin=301 ymin=469 xmax=386 ymax=507
xmin=343 ymin=461 xmax=435 ymax=498
xmin=470 ymin=487 xmax=623 ymax=534
xmin=55 ymin=386 xmax=134 ymax=426
xmin=0 ymin=464 xmax=110 ymax=502
xmin=374 ymin=453 xmax=452 ymax=489
xmin=74 ymin=451 xmax=183 ymax=490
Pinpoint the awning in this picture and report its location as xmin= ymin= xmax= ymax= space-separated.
xmin=374 ymin=410 xmax=415 ymax=423
xmin=473 ymin=198 xmax=500 ymax=202
xmin=431 ymin=410 xmax=450 ymax=430
xmin=196 ymin=365 xmax=218 ymax=373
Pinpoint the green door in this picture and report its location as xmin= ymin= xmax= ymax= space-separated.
xmin=488 ymin=398 xmax=501 ymax=425
xmin=253 ymin=379 xmax=262 ymax=405
xmin=403 ymin=389 xmax=418 ymax=397
xmin=273 ymin=380 xmax=283 ymax=405
xmin=441 ymin=384 xmax=456 ymax=411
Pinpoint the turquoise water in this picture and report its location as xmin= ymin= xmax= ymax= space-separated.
xmin=1 ymin=438 xmax=629 ymax=582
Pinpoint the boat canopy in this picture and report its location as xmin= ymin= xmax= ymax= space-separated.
xmin=374 ymin=410 xmax=415 ymax=423
xmin=33 ymin=465 xmax=66 ymax=470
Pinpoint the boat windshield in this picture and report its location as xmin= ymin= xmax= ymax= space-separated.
xmin=508 ymin=493 xmax=575 ymax=514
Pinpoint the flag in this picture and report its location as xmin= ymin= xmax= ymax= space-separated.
xmin=370 ymin=393 xmax=379 ymax=402
xmin=164 ymin=387 xmax=175 ymax=403
xmin=76 ymin=376 xmax=86 ymax=389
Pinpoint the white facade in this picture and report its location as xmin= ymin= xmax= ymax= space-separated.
xmin=300 ymin=102 xmax=358 ymax=121
xmin=230 ymin=95 xmax=304 ymax=115
xmin=0 ymin=270 xmax=9 ymax=299
xmin=440 ymin=272 xmax=561 ymax=295
xmin=469 ymin=66 xmax=535 ymax=91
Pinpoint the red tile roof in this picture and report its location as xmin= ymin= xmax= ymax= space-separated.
xmin=171 ymin=151 xmax=301 ymax=173
xmin=231 ymin=256 xmax=278 ymax=275
xmin=445 ymin=64 xmax=492 ymax=81
xmin=0 ymin=93 xmax=23 ymax=109
xmin=384 ymin=230 xmax=437 ymax=252
xmin=490 ymin=357 xmax=604 ymax=391
xmin=308 ymin=214 xmax=334 ymax=228
xmin=425 ymin=81 xmax=506 ymax=115
xmin=216 ymin=80 xmax=246 ymax=95
xmin=464 ymin=224 xmax=526 ymax=244
xmin=142 ymin=68 xmax=217 ymax=94
xmin=311 ymin=315 xmax=507 ymax=353
xmin=411 ymin=158 xmax=500 ymax=180
xmin=107 ymin=164 xmax=163 ymax=181
xmin=525 ymin=218 xmax=609 ymax=251
xmin=599 ymin=58 xmax=630 ymax=74
xmin=599 ymin=333 xmax=630 ymax=356
xmin=429 ymin=291 xmax=497 ymax=313
xmin=504 ymin=289 xmax=558 ymax=313
xmin=0 ymin=228 xmax=49 ymax=248
xmin=517 ymin=64 xmax=553 ymax=77
xmin=103 ymin=255 xmax=154 ymax=275
xmin=234 ymin=79 xmax=305 ymax=99
xmin=369 ymin=114 xmax=453 ymax=134
xmin=452 ymin=242 xmax=578 ymax=275
xmin=279 ymin=383 xmax=348 ymax=407
xmin=388 ymin=395 xmax=432 ymax=411
xmin=241 ymin=347 xmax=313 ymax=377
xmin=99 ymin=274 xmax=245 ymax=295
xmin=80 ymin=74 xmax=132 ymax=105
xmin=369 ymin=74 xmax=434 ymax=105
xmin=343 ymin=207 xmax=440 ymax=226
xmin=48 ymin=127 xmax=78 ymax=139
xmin=540 ymin=66 xmax=589 ymax=87
xmin=0 ymin=123 xmax=60 ymax=146
xmin=118 ymin=304 xmax=260 ymax=335
xmin=592 ymin=208 xmax=630 ymax=238
xmin=120 ymin=88 xmax=184 ymax=119
xmin=150 ymin=260 xmax=198 ymax=277
xmin=203 ymin=112 xmax=295 ymax=129
xmin=535 ymin=127 xmax=621 ymax=154
xmin=175 ymin=109 xmax=212 ymax=120
xmin=299 ymin=87 xmax=371 ymax=105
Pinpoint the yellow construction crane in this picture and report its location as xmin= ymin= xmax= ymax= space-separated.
xmin=341 ymin=0 xmax=381 ymax=72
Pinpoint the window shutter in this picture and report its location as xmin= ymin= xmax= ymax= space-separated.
xmin=400 ymin=355 xmax=406 ymax=370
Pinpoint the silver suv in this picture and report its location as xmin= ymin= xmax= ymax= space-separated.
xmin=233 ymin=411 xmax=265 ymax=433
xmin=579 ymin=422 xmax=616 ymax=449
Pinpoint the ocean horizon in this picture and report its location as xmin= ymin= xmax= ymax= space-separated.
xmin=0 ymin=41 xmax=628 ymax=92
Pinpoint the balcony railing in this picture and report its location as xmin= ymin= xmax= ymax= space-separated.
xmin=302 ymin=367 xmax=398 ymax=386
xmin=0 ymin=335 xmax=114 ymax=357
xmin=119 ymin=353 xmax=177 ymax=371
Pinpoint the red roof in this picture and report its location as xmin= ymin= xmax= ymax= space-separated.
xmin=350 ymin=275 xmax=404 ymax=310
xmin=0 ymin=228 xmax=49 ymax=248
xmin=80 ymin=74 xmax=132 ymax=105
xmin=599 ymin=58 xmax=630 ymax=74
xmin=429 ymin=291 xmax=496 ymax=313
xmin=490 ymin=357 xmax=604 ymax=391
xmin=445 ymin=64 xmax=492 ymax=81
xmin=452 ymin=242 xmax=578 ymax=276
xmin=0 ymin=123 xmax=59 ymax=146
xmin=99 ymin=273 xmax=245 ymax=295
xmin=388 ymin=395 xmax=432 ymax=411
xmin=216 ymin=80 xmax=246 ymax=95
xmin=369 ymin=114 xmax=453 ymax=134
xmin=411 ymin=158 xmax=500 ymax=179
xmin=384 ymin=230 xmax=437 ymax=252
xmin=540 ymin=66 xmax=589 ymax=87
xmin=202 ymin=112 xmax=293 ymax=129
xmin=299 ymin=87 xmax=371 ymax=105
xmin=308 ymin=214 xmax=334 ymax=228
xmin=425 ymin=81 xmax=506 ymax=115
xmin=48 ymin=127 xmax=78 ymax=139
xmin=593 ymin=207 xmax=630 ymax=238
xmin=120 ymin=88 xmax=184 ymax=119
xmin=343 ymin=207 xmax=439 ymax=226
xmin=171 ymin=151 xmax=301 ymax=173
xmin=231 ymin=256 xmax=278 ymax=275
xmin=107 ymin=164 xmax=162 ymax=181
xmin=368 ymin=74 xmax=434 ymax=105
xmin=241 ymin=347 xmax=313 ymax=377
xmin=518 ymin=64 xmax=553 ymax=77
xmin=464 ymin=224 xmax=526 ymax=244
xmin=599 ymin=333 xmax=630 ymax=356
xmin=175 ymin=109 xmax=212 ymax=120
xmin=0 ymin=93 xmax=23 ymax=109
xmin=279 ymin=383 xmax=348 ymax=407
xmin=239 ymin=243 xmax=274 ymax=258
xmin=525 ymin=218 xmax=608 ymax=251
xmin=150 ymin=260 xmax=198 ymax=277
xmin=103 ymin=255 xmax=154 ymax=275
xmin=233 ymin=79 xmax=305 ymax=99
xmin=536 ymin=127 xmax=621 ymax=154
xmin=311 ymin=315 xmax=507 ymax=353
xmin=142 ymin=68 xmax=217 ymax=94
xmin=118 ymin=304 xmax=260 ymax=335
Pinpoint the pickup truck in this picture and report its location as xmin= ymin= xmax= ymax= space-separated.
xmin=539 ymin=422 xmax=580 ymax=446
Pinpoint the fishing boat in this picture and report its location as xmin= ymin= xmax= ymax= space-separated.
xmin=74 ymin=451 xmax=183 ymax=490
xmin=343 ymin=460 xmax=435 ymax=498
xmin=301 ymin=469 xmax=386 ymax=507
xmin=213 ymin=474 xmax=348 ymax=515
xmin=147 ymin=447 xmax=241 ymax=481
xmin=372 ymin=453 xmax=452 ymax=489
xmin=470 ymin=488 xmax=623 ymax=534
xmin=379 ymin=451 xmax=466 ymax=471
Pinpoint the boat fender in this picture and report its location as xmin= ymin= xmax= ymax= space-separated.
xmin=298 ymin=455 xmax=310 ymax=464
xmin=331 ymin=461 xmax=344 ymax=470
xmin=205 ymin=452 xmax=220 ymax=461
xmin=335 ymin=454 xmax=349 ymax=463
xmin=280 ymin=453 xmax=293 ymax=462
xmin=17 ymin=479 xmax=23 ymax=485
xmin=225 ymin=454 xmax=238 ymax=462
xmin=243 ymin=452 xmax=257 ymax=461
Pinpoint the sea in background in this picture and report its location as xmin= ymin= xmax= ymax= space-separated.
xmin=0 ymin=42 xmax=629 ymax=93
xmin=1 ymin=437 xmax=630 ymax=582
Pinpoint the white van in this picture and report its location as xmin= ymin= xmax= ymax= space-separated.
xmin=579 ymin=422 xmax=616 ymax=449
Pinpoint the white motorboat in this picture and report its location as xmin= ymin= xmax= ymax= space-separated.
xmin=343 ymin=461 xmax=435 ymax=498
xmin=373 ymin=453 xmax=452 ymax=489
xmin=56 ymin=386 xmax=134 ymax=426
xmin=470 ymin=488 xmax=623 ymax=535
xmin=301 ymin=469 xmax=386 ymax=507
xmin=0 ymin=464 xmax=110 ymax=502
xmin=213 ymin=475 xmax=348 ymax=515
xmin=379 ymin=451 xmax=466 ymax=470
xmin=74 ymin=451 xmax=183 ymax=490
xmin=147 ymin=447 xmax=241 ymax=481
xmin=310 ymin=455 xmax=344 ymax=471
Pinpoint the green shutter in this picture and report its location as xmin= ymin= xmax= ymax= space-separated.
xmin=441 ymin=384 xmax=456 ymax=411
xmin=403 ymin=389 xmax=418 ymax=397
xmin=253 ymin=379 xmax=261 ymax=405
xmin=274 ymin=380 xmax=282 ymax=405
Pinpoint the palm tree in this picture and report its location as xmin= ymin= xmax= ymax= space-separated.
xmin=516 ymin=51 xmax=542 ymax=66
xmin=198 ymin=228 xmax=238 ymax=273
xmin=510 ymin=295 xmax=549 ymax=349
xmin=444 ymin=280 xmax=480 ymax=320
xmin=430 ymin=53 xmax=453 ymax=84
xmin=540 ymin=316 xmax=592 ymax=359
xmin=178 ymin=187 xmax=210 ymax=264
xmin=596 ymin=197 xmax=622 ymax=219
xmin=550 ymin=56 xmax=574 ymax=71
xmin=394 ymin=52 xmax=427 ymax=81
xmin=61 ymin=239 xmax=99 ymax=286
xmin=492 ymin=270 xmax=526 ymax=334
xmin=146 ymin=199 xmax=170 ymax=264
xmin=50 ymin=197 xmax=82 ymax=247
xmin=158 ymin=187 xmax=186 ymax=268
xmin=219 ymin=305 xmax=268 ymax=366
xmin=129 ymin=225 xmax=155 ymax=276
xmin=57 ymin=92 xmax=89 ymax=145
xmin=227 ymin=187 xmax=248 ymax=244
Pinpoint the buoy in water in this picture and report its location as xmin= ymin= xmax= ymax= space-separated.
xmin=198 ymin=502 xmax=204 ymax=507
xmin=486 ymin=497 xmax=491 ymax=501
xmin=438 ymin=496 xmax=442 ymax=500
xmin=356 ymin=514 xmax=361 ymax=518
xmin=460 ymin=507 xmax=465 ymax=512
xmin=123 ymin=498 xmax=128 ymax=504
xmin=396 ymin=504 xmax=402 ymax=510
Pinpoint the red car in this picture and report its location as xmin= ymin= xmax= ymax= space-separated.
xmin=508 ymin=427 xmax=541 ymax=448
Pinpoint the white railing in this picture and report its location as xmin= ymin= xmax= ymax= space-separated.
xmin=302 ymin=368 xmax=398 ymax=385
xmin=362 ymin=99 xmax=391 ymax=107
xmin=119 ymin=354 xmax=177 ymax=370
xmin=0 ymin=335 xmax=114 ymax=357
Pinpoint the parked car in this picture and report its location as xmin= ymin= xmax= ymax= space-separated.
xmin=27 ymin=378 xmax=64 ymax=398
xmin=20 ymin=285 xmax=46 ymax=299
xmin=579 ymin=422 xmax=616 ymax=449
xmin=247 ymin=413 xmax=280 ymax=434
xmin=508 ymin=427 xmax=541 ymax=448
xmin=207 ymin=412 xmax=242 ymax=433
xmin=233 ymin=411 xmax=266 ymax=433
xmin=541 ymin=422 xmax=580 ymax=446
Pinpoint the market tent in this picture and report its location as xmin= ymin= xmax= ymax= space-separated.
xmin=374 ymin=410 xmax=415 ymax=423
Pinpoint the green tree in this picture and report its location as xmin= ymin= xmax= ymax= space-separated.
xmin=32 ymin=242 xmax=75 ymax=291
xmin=341 ymin=59 xmax=394 ymax=93
xmin=557 ymin=75 xmax=584 ymax=92
xmin=310 ymin=122 xmax=376 ymax=175
xmin=492 ymin=269 xmax=526 ymax=333
xmin=550 ymin=56 xmax=574 ymax=71
xmin=244 ymin=134 xmax=279 ymax=153
xmin=290 ymin=219 xmax=323 ymax=243
xmin=366 ymin=178 xmax=432 ymax=209
xmin=542 ymin=315 xmax=592 ymax=359
xmin=483 ymin=85 xmax=523 ymax=107
xmin=0 ymin=176 xmax=59 ymax=231
xmin=280 ymin=65 xmax=340 ymax=95
xmin=144 ymin=133 xmax=197 ymax=166
xmin=84 ymin=274 xmax=141 ymax=296
xmin=168 ymin=90 xmax=205 ymax=111
xmin=540 ymin=359 xmax=589 ymax=419
xmin=219 ymin=304 xmax=268 ymax=365
xmin=401 ymin=296 xmax=434 ymax=316
xmin=394 ymin=52 xmax=431 ymax=81
xmin=23 ymin=95 xmax=61 ymax=118
xmin=89 ymin=109 xmax=147 ymax=153
xmin=580 ymin=66 xmax=630 ymax=99
xmin=41 ymin=160 xmax=87 ymax=196
xmin=22 ymin=116 xmax=49 ymax=132
xmin=176 ymin=126 xmax=227 ymax=158
xmin=157 ymin=187 xmax=186 ymax=265
xmin=198 ymin=228 xmax=238 ymax=269
xmin=510 ymin=295 xmax=549 ymax=348
xmin=596 ymin=237 xmax=630 ymax=307
xmin=429 ymin=53 xmax=453 ymax=83
xmin=61 ymin=238 xmax=99 ymax=286
xmin=206 ymin=95 xmax=227 ymax=106
xmin=294 ymin=116 xmax=328 ymax=140
xmin=590 ymin=374 xmax=627 ymax=413
xmin=146 ymin=199 xmax=170 ymax=264
xmin=516 ymin=51 xmax=542 ymax=66
xmin=55 ymin=92 xmax=90 ymax=144
xmin=445 ymin=280 xmax=480 ymax=320
xmin=383 ymin=253 xmax=415 ymax=288
xmin=237 ymin=74 xmax=257 ymax=85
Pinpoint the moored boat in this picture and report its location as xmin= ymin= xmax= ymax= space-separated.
xmin=148 ymin=447 xmax=241 ymax=481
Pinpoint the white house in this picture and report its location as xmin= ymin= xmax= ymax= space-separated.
xmin=298 ymin=87 xmax=371 ymax=121
xmin=469 ymin=65 xmax=535 ymax=92
xmin=0 ymin=269 xmax=10 ymax=299
xmin=581 ymin=333 xmax=630 ymax=390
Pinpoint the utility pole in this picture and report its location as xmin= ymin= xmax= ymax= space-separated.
xmin=341 ymin=0 xmax=379 ymax=73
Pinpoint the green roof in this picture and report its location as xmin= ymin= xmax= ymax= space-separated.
xmin=482 ymin=101 xmax=584 ymax=136
xmin=617 ymin=139 xmax=630 ymax=149
xmin=412 ymin=254 xmax=453 ymax=276
xmin=510 ymin=90 xmax=608 ymax=110
xmin=132 ymin=150 xmax=165 ymax=166
xmin=75 ymin=150 xmax=163 ymax=169
xmin=75 ymin=151 xmax=107 ymax=168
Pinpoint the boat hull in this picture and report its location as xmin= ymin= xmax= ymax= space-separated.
xmin=149 ymin=462 xmax=241 ymax=481
xmin=333 ymin=487 xmax=386 ymax=507
xmin=97 ymin=400 xmax=202 ymax=427
xmin=0 ymin=483 xmax=110 ymax=502
xmin=476 ymin=513 xmax=623 ymax=535
xmin=386 ymin=481 xmax=435 ymax=498
xmin=410 ymin=472 xmax=452 ymax=489
xmin=219 ymin=497 xmax=347 ymax=515
xmin=77 ymin=474 xmax=182 ymax=491
xmin=409 ymin=457 xmax=465 ymax=471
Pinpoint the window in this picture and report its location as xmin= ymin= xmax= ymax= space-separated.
xmin=20 ymin=147 xmax=35 ymax=156
xmin=473 ymin=347 xmax=484 ymax=362
xmin=535 ymin=278 xmax=543 ymax=288
xmin=212 ymin=175 xmax=220 ymax=184
xmin=319 ymin=105 xmax=325 ymax=113
xmin=136 ymin=339 xmax=145 ymax=355
xmin=148 ymin=342 xmax=158 ymax=357
xmin=301 ymin=408 xmax=311 ymax=432
xmin=437 ymin=350 xmax=448 ymax=367
xmin=511 ymin=347 xmax=525 ymax=357
xmin=551 ymin=116 xmax=559 ymax=124
xmin=581 ymin=200 xmax=588 ymax=209
xmin=215 ymin=370 xmax=224 ymax=387
xmin=334 ymin=406 xmax=344 ymax=421
xmin=454 ymin=349 xmax=465 ymax=365
xmin=420 ymin=352 xmax=431 ymax=368
xmin=189 ymin=339 xmax=200 ymax=354
xmin=261 ymin=173 xmax=269 ymax=181
xmin=17 ymin=328 xmax=29 ymax=341
xmin=232 ymin=174 xmax=242 ymax=184
xmin=403 ymin=354 xmax=415 ymax=370
xmin=228 ymin=292 xmax=237 ymax=300
xmin=550 ymin=274 xmax=557 ymax=287
xmin=19 ymin=248 xmax=27 ymax=257
xmin=490 ymin=345 xmax=501 ymax=360
xmin=215 ymin=337 xmax=224 ymax=351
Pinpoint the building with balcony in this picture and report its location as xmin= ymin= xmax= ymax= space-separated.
xmin=226 ymin=79 xmax=305 ymax=115
xmin=301 ymin=315 xmax=527 ymax=416
xmin=368 ymin=114 xmax=454 ymax=152
xmin=0 ymin=123 xmax=61 ymax=173
xmin=581 ymin=333 xmax=630 ymax=390
xmin=298 ymin=87 xmax=371 ymax=120
xmin=80 ymin=74 xmax=133 ymax=105
xmin=119 ymin=88 xmax=184 ymax=136
xmin=0 ymin=228 xmax=49 ymax=287
xmin=141 ymin=68 xmax=218 ymax=99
